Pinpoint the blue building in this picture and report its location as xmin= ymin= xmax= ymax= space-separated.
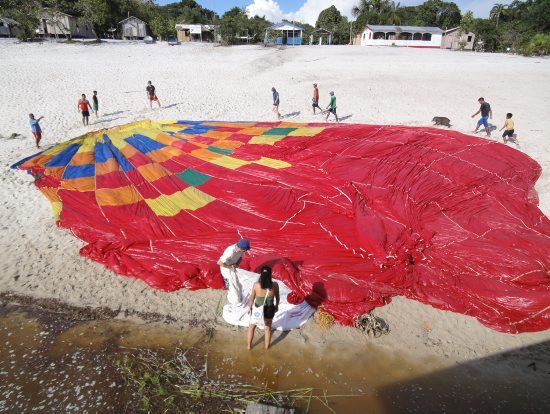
xmin=265 ymin=21 xmax=304 ymax=46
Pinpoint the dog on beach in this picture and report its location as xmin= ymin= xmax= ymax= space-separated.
xmin=432 ymin=116 xmax=451 ymax=127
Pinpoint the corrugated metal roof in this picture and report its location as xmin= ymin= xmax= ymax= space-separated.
xmin=119 ymin=16 xmax=146 ymax=25
xmin=0 ymin=16 xmax=19 ymax=25
xmin=366 ymin=25 xmax=443 ymax=34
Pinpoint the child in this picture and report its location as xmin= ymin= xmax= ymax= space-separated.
xmin=77 ymin=94 xmax=92 ymax=126
xmin=146 ymin=81 xmax=161 ymax=109
xmin=325 ymin=91 xmax=338 ymax=122
xmin=499 ymin=113 xmax=517 ymax=145
xmin=92 ymin=91 xmax=99 ymax=118
xmin=28 ymin=113 xmax=44 ymax=148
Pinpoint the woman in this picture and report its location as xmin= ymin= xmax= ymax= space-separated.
xmin=247 ymin=266 xmax=280 ymax=350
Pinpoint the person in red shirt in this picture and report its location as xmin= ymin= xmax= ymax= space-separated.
xmin=146 ymin=81 xmax=161 ymax=109
xmin=77 ymin=94 xmax=92 ymax=126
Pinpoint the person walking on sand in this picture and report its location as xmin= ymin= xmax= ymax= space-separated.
xmin=77 ymin=94 xmax=92 ymax=126
xmin=312 ymin=83 xmax=322 ymax=114
xmin=92 ymin=90 xmax=99 ymax=118
xmin=325 ymin=91 xmax=338 ymax=122
xmin=247 ymin=266 xmax=280 ymax=350
xmin=472 ymin=97 xmax=492 ymax=137
xmin=217 ymin=239 xmax=251 ymax=305
xmin=146 ymin=81 xmax=161 ymax=109
xmin=28 ymin=113 xmax=44 ymax=148
xmin=272 ymin=87 xmax=282 ymax=120
xmin=500 ymin=112 xmax=517 ymax=145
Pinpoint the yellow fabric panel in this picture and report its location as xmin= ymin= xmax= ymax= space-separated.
xmin=202 ymin=130 xmax=233 ymax=139
xmin=96 ymin=158 xmax=120 ymax=175
xmin=162 ymin=124 xmax=192 ymax=132
xmin=96 ymin=186 xmax=141 ymax=206
xmin=210 ymin=155 xmax=249 ymax=170
xmin=145 ymin=187 xmax=215 ymax=216
xmin=253 ymin=157 xmax=291 ymax=169
xmin=204 ymin=122 xmax=253 ymax=128
xmin=191 ymin=148 xmax=223 ymax=161
xmin=279 ymin=122 xmax=307 ymax=127
xmin=39 ymin=186 xmax=60 ymax=203
xmin=61 ymin=177 xmax=95 ymax=191
xmin=288 ymin=127 xmax=325 ymax=137
xmin=239 ymin=127 xmax=270 ymax=135
xmin=248 ymin=135 xmax=285 ymax=145
xmin=210 ymin=140 xmax=242 ymax=150
xmin=137 ymin=163 xmax=170 ymax=181
xmin=51 ymin=201 xmax=62 ymax=219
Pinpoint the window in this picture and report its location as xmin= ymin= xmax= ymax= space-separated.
xmin=413 ymin=33 xmax=422 ymax=41
xmin=467 ymin=36 xmax=472 ymax=42
xmin=0 ymin=22 xmax=4 ymax=27
xmin=423 ymin=33 xmax=432 ymax=41
xmin=362 ymin=33 xmax=365 ymax=40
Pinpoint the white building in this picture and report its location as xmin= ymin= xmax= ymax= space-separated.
xmin=119 ymin=16 xmax=148 ymax=40
xmin=442 ymin=27 xmax=475 ymax=50
xmin=35 ymin=11 xmax=95 ymax=39
xmin=360 ymin=25 xmax=443 ymax=48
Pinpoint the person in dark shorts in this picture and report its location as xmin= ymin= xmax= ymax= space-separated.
xmin=325 ymin=91 xmax=338 ymax=122
xmin=28 ymin=113 xmax=44 ymax=148
xmin=247 ymin=266 xmax=280 ymax=350
xmin=472 ymin=97 xmax=492 ymax=137
xmin=92 ymin=90 xmax=99 ymax=118
xmin=146 ymin=81 xmax=161 ymax=109
xmin=312 ymin=83 xmax=322 ymax=114
xmin=271 ymin=87 xmax=282 ymax=120
xmin=499 ymin=113 xmax=517 ymax=144
xmin=77 ymin=94 xmax=92 ymax=126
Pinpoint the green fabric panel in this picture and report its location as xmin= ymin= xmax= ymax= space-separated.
xmin=207 ymin=146 xmax=232 ymax=155
xmin=262 ymin=127 xmax=297 ymax=136
xmin=176 ymin=168 xmax=212 ymax=186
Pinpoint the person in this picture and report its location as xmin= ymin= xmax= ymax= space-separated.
xmin=92 ymin=90 xmax=99 ymax=118
xmin=28 ymin=113 xmax=44 ymax=148
xmin=499 ymin=112 xmax=517 ymax=145
xmin=77 ymin=94 xmax=92 ymax=126
xmin=271 ymin=87 xmax=282 ymax=120
xmin=325 ymin=91 xmax=338 ymax=122
xmin=247 ymin=266 xmax=280 ymax=350
xmin=472 ymin=97 xmax=492 ymax=137
xmin=217 ymin=238 xmax=250 ymax=304
xmin=312 ymin=83 xmax=322 ymax=114
xmin=146 ymin=81 xmax=161 ymax=109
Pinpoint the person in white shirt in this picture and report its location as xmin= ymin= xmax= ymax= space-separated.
xmin=217 ymin=239 xmax=250 ymax=304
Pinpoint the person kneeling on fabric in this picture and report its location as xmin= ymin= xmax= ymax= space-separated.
xmin=247 ymin=266 xmax=280 ymax=350
xmin=217 ymin=238 xmax=250 ymax=304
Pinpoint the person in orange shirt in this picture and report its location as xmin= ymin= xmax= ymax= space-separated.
xmin=312 ymin=83 xmax=322 ymax=114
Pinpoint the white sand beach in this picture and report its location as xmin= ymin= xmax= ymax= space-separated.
xmin=0 ymin=39 xmax=549 ymax=371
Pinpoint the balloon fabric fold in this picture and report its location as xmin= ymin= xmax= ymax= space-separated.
xmin=12 ymin=119 xmax=550 ymax=333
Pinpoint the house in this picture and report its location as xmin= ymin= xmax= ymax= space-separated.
xmin=360 ymin=25 xmax=443 ymax=48
xmin=265 ymin=21 xmax=304 ymax=46
xmin=175 ymin=24 xmax=219 ymax=42
xmin=119 ymin=16 xmax=148 ymax=40
xmin=35 ymin=11 xmax=95 ymax=38
xmin=442 ymin=27 xmax=475 ymax=50
xmin=0 ymin=16 xmax=19 ymax=38
xmin=310 ymin=28 xmax=332 ymax=45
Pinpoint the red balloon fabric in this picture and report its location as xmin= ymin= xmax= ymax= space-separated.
xmin=13 ymin=120 xmax=550 ymax=333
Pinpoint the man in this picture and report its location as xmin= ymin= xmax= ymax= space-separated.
xmin=28 ymin=113 xmax=44 ymax=148
xmin=77 ymin=94 xmax=92 ymax=126
xmin=312 ymin=83 xmax=322 ymax=114
xmin=325 ymin=91 xmax=339 ymax=122
xmin=146 ymin=81 xmax=161 ymax=109
xmin=217 ymin=238 xmax=251 ymax=304
xmin=92 ymin=90 xmax=99 ymax=118
xmin=472 ymin=97 xmax=492 ymax=137
xmin=271 ymin=87 xmax=282 ymax=120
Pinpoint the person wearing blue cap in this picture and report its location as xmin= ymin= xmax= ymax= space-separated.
xmin=218 ymin=238 xmax=250 ymax=304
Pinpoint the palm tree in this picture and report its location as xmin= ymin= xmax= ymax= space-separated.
xmin=490 ymin=3 xmax=506 ymax=26
xmin=384 ymin=1 xmax=402 ymax=25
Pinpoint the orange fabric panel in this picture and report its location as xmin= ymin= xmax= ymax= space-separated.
xmin=137 ymin=163 xmax=170 ymax=181
xmin=96 ymin=186 xmax=141 ymax=206
xmin=61 ymin=177 xmax=95 ymax=191
xmin=96 ymin=158 xmax=120 ymax=175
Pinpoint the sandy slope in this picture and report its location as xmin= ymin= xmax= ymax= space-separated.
xmin=0 ymin=39 xmax=548 ymax=367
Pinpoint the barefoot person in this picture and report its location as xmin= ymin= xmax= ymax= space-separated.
xmin=312 ymin=83 xmax=322 ymax=114
xmin=325 ymin=91 xmax=338 ymax=122
xmin=500 ymin=112 xmax=517 ymax=145
xmin=271 ymin=87 xmax=282 ymax=120
xmin=28 ymin=113 xmax=44 ymax=148
xmin=217 ymin=239 xmax=251 ymax=304
xmin=472 ymin=97 xmax=492 ymax=137
xmin=92 ymin=90 xmax=99 ymax=118
xmin=77 ymin=94 xmax=92 ymax=126
xmin=146 ymin=81 xmax=161 ymax=109
xmin=247 ymin=266 xmax=280 ymax=350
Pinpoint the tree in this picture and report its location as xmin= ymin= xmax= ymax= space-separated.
xmin=490 ymin=3 xmax=506 ymax=26
xmin=76 ymin=0 xmax=109 ymax=39
xmin=415 ymin=0 xmax=461 ymax=29
xmin=385 ymin=1 xmax=403 ymax=25
xmin=316 ymin=5 xmax=350 ymax=44
xmin=219 ymin=7 xmax=247 ymax=45
xmin=0 ymin=0 xmax=42 ymax=41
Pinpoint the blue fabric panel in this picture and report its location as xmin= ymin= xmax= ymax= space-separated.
xmin=63 ymin=164 xmax=95 ymax=179
xmin=179 ymin=126 xmax=217 ymax=135
xmin=101 ymin=137 xmax=134 ymax=172
xmin=125 ymin=134 xmax=166 ymax=153
xmin=44 ymin=144 xmax=80 ymax=167
xmin=94 ymin=138 xmax=115 ymax=163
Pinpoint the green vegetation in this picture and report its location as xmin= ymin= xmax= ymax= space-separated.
xmin=117 ymin=348 xmax=357 ymax=413
xmin=0 ymin=0 xmax=547 ymax=54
